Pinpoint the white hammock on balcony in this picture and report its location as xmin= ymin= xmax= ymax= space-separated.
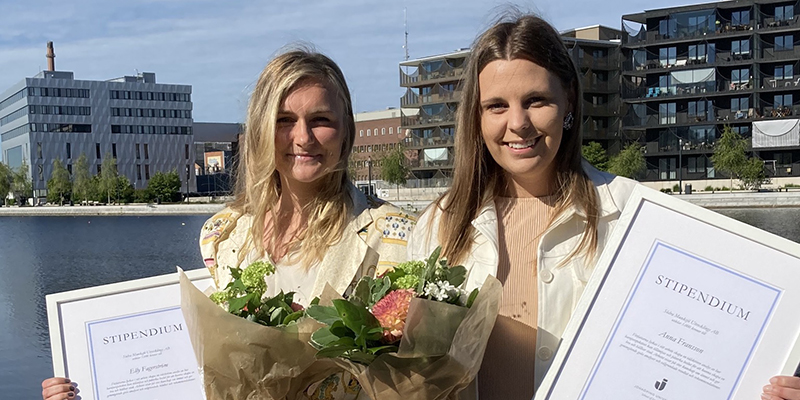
xmin=752 ymin=119 xmax=800 ymax=148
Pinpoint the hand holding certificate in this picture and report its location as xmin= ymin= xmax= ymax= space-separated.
xmin=537 ymin=187 xmax=800 ymax=400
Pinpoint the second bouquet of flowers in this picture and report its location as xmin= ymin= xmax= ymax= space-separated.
xmin=305 ymin=247 xmax=502 ymax=400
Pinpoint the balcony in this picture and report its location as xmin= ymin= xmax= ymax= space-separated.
xmin=759 ymin=16 xmax=800 ymax=32
xmin=761 ymin=47 xmax=800 ymax=62
xmin=626 ymin=81 xmax=718 ymax=100
xmin=399 ymin=84 xmax=461 ymax=108
xmin=583 ymin=102 xmax=617 ymax=117
xmin=406 ymin=134 xmax=455 ymax=149
xmin=409 ymin=158 xmax=454 ymax=169
xmin=401 ymin=108 xmax=455 ymax=128
xmin=583 ymin=80 xmax=620 ymax=93
xmin=761 ymin=77 xmax=800 ymax=90
xmin=577 ymin=56 xmax=615 ymax=70
xmin=400 ymin=64 xmax=465 ymax=87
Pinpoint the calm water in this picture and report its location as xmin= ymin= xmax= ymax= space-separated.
xmin=0 ymin=215 xmax=209 ymax=399
xmin=1 ymin=209 xmax=800 ymax=399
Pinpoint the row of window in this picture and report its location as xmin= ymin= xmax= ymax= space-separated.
xmin=29 ymin=105 xmax=91 ymax=116
xmin=28 ymin=87 xmax=90 ymax=98
xmin=657 ymin=95 xmax=793 ymax=123
xmin=0 ymin=89 xmax=25 ymax=111
xmin=0 ymin=122 xmax=30 ymax=141
xmin=31 ymin=123 xmax=92 ymax=133
xmin=111 ymin=107 xmax=191 ymax=119
xmin=109 ymin=90 xmax=191 ymax=102
xmin=111 ymin=125 xmax=192 ymax=135
xmin=63 ymin=141 xmax=190 ymax=162
xmin=0 ymin=106 xmax=27 ymax=126
xmin=358 ymin=126 xmax=401 ymax=137
xmin=353 ymin=143 xmax=400 ymax=154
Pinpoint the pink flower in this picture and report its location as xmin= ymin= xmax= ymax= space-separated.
xmin=371 ymin=289 xmax=415 ymax=343
xmin=291 ymin=302 xmax=304 ymax=313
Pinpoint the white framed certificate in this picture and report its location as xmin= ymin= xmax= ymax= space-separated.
xmin=46 ymin=268 xmax=214 ymax=400
xmin=536 ymin=186 xmax=800 ymax=400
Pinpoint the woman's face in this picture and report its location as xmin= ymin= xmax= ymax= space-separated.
xmin=478 ymin=58 xmax=570 ymax=196
xmin=274 ymin=79 xmax=345 ymax=191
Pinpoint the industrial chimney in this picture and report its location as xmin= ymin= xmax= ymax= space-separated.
xmin=46 ymin=41 xmax=55 ymax=71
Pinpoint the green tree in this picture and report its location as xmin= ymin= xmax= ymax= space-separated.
xmin=73 ymin=154 xmax=94 ymax=204
xmin=115 ymin=175 xmax=135 ymax=203
xmin=148 ymin=171 xmax=181 ymax=202
xmin=607 ymin=142 xmax=646 ymax=179
xmin=380 ymin=145 xmax=410 ymax=198
xmin=99 ymin=154 xmax=119 ymax=204
xmin=582 ymin=141 xmax=609 ymax=171
xmin=47 ymin=159 xmax=72 ymax=205
xmin=711 ymin=126 xmax=751 ymax=191
xmin=12 ymin=161 xmax=33 ymax=205
xmin=0 ymin=162 xmax=11 ymax=206
xmin=739 ymin=157 xmax=769 ymax=190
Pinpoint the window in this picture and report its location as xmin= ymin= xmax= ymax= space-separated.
xmin=732 ymin=39 xmax=750 ymax=55
xmin=359 ymin=130 xmax=363 ymax=137
xmin=731 ymin=97 xmax=750 ymax=111
xmin=37 ymin=143 xmax=42 ymax=159
xmin=592 ymin=49 xmax=607 ymax=59
xmin=776 ymin=152 xmax=792 ymax=166
xmin=96 ymin=143 xmax=101 ymax=159
xmin=731 ymin=68 xmax=749 ymax=84
xmin=659 ymin=103 xmax=676 ymax=124
xmin=689 ymin=100 xmax=712 ymax=118
xmin=389 ymin=127 xmax=393 ymax=134
xmin=66 ymin=143 xmax=71 ymax=159
xmin=776 ymin=5 xmax=795 ymax=21
xmin=776 ymin=35 xmax=793 ymax=51
xmin=367 ymin=129 xmax=371 ymax=136
xmin=137 ymin=164 xmax=142 ymax=180
xmin=688 ymin=156 xmax=707 ymax=173
xmin=145 ymin=164 xmax=150 ymax=180
xmin=731 ymin=10 xmax=750 ymax=26
xmin=688 ymin=44 xmax=709 ymax=62
xmin=38 ymin=165 xmax=44 ymax=181
xmin=185 ymin=144 xmax=190 ymax=160
xmin=397 ymin=126 xmax=402 ymax=136
xmin=136 ymin=144 xmax=141 ymax=160
xmin=659 ymin=158 xmax=677 ymax=180
xmin=144 ymin=144 xmax=149 ymax=160
xmin=659 ymin=47 xmax=677 ymax=67
xmin=381 ymin=128 xmax=386 ymax=135
xmin=776 ymin=64 xmax=794 ymax=80
xmin=775 ymin=94 xmax=793 ymax=108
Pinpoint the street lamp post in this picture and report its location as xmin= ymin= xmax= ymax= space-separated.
xmin=678 ymin=137 xmax=683 ymax=194
xmin=367 ymin=156 xmax=373 ymax=196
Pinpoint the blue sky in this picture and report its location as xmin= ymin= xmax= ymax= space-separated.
xmin=0 ymin=0 xmax=700 ymax=123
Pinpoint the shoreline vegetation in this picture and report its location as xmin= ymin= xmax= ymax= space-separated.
xmin=4 ymin=190 xmax=800 ymax=216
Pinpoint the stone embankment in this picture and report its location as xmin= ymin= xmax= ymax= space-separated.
xmin=2 ymin=191 xmax=800 ymax=216
xmin=0 ymin=203 xmax=226 ymax=216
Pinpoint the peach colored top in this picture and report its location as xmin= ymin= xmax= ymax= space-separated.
xmin=478 ymin=196 xmax=557 ymax=400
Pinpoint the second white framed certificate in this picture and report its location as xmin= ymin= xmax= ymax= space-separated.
xmin=536 ymin=186 xmax=800 ymax=400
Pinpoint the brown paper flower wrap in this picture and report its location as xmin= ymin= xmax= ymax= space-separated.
xmin=179 ymin=270 xmax=344 ymax=400
xmin=313 ymin=275 xmax=502 ymax=400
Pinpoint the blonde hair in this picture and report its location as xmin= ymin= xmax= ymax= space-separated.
xmin=437 ymin=14 xmax=601 ymax=266
xmin=231 ymin=48 xmax=356 ymax=268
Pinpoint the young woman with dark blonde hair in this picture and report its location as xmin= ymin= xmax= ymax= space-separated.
xmin=42 ymin=48 xmax=413 ymax=400
xmin=409 ymin=14 xmax=800 ymax=400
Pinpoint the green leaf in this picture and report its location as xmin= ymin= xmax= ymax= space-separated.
xmin=270 ymin=307 xmax=285 ymax=325
xmin=466 ymin=288 xmax=480 ymax=308
xmin=333 ymin=299 xmax=381 ymax=333
xmin=306 ymin=305 xmax=341 ymax=326
xmin=369 ymin=277 xmax=392 ymax=306
xmin=227 ymin=293 xmax=253 ymax=313
xmin=330 ymin=320 xmax=355 ymax=338
xmin=365 ymin=327 xmax=384 ymax=342
xmin=350 ymin=277 xmax=372 ymax=308
xmin=418 ymin=246 xmax=442 ymax=293
xmin=229 ymin=267 xmax=242 ymax=280
xmin=345 ymin=351 xmax=377 ymax=365
xmin=310 ymin=297 xmax=320 ymax=306
xmin=446 ymin=265 xmax=467 ymax=287
xmin=316 ymin=345 xmax=358 ymax=359
xmin=367 ymin=345 xmax=398 ymax=355
xmin=310 ymin=327 xmax=340 ymax=348
xmin=282 ymin=310 xmax=304 ymax=325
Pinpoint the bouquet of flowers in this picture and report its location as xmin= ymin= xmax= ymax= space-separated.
xmin=305 ymin=248 xmax=502 ymax=399
xmin=179 ymin=263 xmax=335 ymax=400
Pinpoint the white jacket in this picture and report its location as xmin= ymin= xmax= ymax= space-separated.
xmin=408 ymin=165 xmax=638 ymax=391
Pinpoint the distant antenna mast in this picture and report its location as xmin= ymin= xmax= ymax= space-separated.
xmin=403 ymin=7 xmax=409 ymax=61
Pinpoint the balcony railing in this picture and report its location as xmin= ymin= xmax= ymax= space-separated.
xmin=762 ymin=76 xmax=800 ymax=89
xmin=399 ymin=84 xmax=461 ymax=107
xmin=583 ymin=102 xmax=617 ymax=117
xmin=406 ymin=135 xmax=455 ymax=148
xmin=400 ymin=64 xmax=465 ymax=86
xmin=761 ymin=47 xmax=800 ymax=62
xmin=409 ymin=158 xmax=454 ymax=169
xmin=401 ymin=108 xmax=455 ymax=128
xmin=760 ymin=16 xmax=800 ymax=31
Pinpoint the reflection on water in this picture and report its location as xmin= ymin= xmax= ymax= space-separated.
xmin=1 ymin=209 xmax=799 ymax=398
xmin=0 ymin=215 xmax=209 ymax=398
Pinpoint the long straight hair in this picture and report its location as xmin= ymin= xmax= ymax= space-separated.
xmin=231 ymin=48 xmax=356 ymax=268
xmin=438 ymin=14 xmax=601 ymax=265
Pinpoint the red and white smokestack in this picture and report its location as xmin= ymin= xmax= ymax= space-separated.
xmin=46 ymin=41 xmax=55 ymax=71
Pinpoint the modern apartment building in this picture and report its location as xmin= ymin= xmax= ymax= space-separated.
xmin=399 ymin=49 xmax=468 ymax=186
xmin=0 ymin=68 xmax=196 ymax=199
xmin=351 ymin=108 xmax=406 ymax=193
xmin=622 ymin=0 xmax=800 ymax=185
xmin=563 ymin=26 xmax=625 ymax=154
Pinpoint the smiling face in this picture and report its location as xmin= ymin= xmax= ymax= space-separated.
xmin=479 ymin=58 xmax=570 ymax=197
xmin=274 ymin=79 xmax=345 ymax=193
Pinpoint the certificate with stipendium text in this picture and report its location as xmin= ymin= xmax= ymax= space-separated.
xmin=536 ymin=186 xmax=800 ymax=400
xmin=46 ymin=268 xmax=213 ymax=400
